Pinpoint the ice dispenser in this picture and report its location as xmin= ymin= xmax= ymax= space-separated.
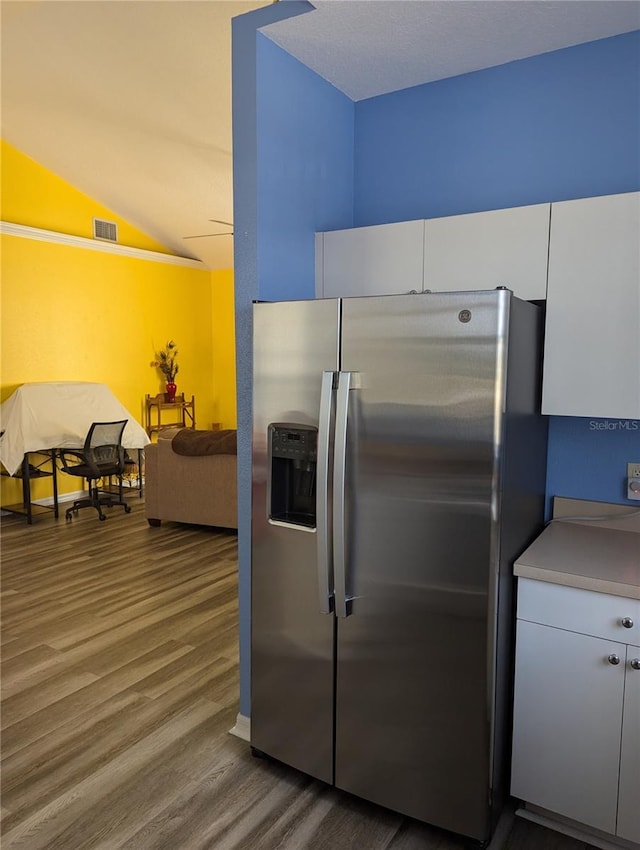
xmin=268 ymin=424 xmax=318 ymax=529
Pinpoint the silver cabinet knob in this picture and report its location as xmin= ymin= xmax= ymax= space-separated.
xmin=608 ymin=654 xmax=621 ymax=665
xmin=631 ymin=659 xmax=640 ymax=671
xmin=621 ymin=617 xmax=634 ymax=629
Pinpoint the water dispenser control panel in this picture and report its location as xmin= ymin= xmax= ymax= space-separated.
xmin=268 ymin=424 xmax=318 ymax=529
xmin=270 ymin=427 xmax=317 ymax=461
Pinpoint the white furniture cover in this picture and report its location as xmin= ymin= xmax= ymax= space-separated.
xmin=0 ymin=382 xmax=150 ymax=476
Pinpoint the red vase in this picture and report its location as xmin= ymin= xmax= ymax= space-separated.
xmin=166 ymin=382 xmax=177 ymax=402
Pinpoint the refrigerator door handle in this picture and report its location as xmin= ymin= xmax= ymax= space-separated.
xmin=333 ymin=370 xmax=353 ymax=618
xmin=317 ymin=370 xmax=335 ymax=614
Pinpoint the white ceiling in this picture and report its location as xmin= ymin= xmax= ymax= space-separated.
xmin=2 ymin=1 xmax=638 ymax=271
xmin=0 ymin=0 xmax=267 ymax=270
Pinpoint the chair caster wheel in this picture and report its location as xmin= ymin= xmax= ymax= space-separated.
xmin=99 ymin=515 xmax=107 ymax=521
xmin=124 ymin=505 xmax=131 ymax=514
xmin=65 ymin=512 xmax=72 ymax=521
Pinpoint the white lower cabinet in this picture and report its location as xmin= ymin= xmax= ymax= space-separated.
xmin=511 ymin=579 xmax=640 ymax=845
xmin=511 ymin=620 xmax=625 ymax=834
xmin=617 ymin=642 xmax=640 ymax=844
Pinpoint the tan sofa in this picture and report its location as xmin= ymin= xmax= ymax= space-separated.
xmin=144 ymin=428 xmax=238 ymax=529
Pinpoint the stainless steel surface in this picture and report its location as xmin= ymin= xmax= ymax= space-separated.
xmin=490 ymin=293 xmax=548 ymax=823
xmin=631 ymin=658 xmax=640 ymax=670
xmin=317 ymin=370 xmax=336 ymax=615
xmin=251 ymin=299 xmax=339 ymax=784
xmin=334 ymin=291 xmax=511 ymax=841
xmin=608 ymin=653 xmax=621 ymax=665
xmin=251 ymin=290 xmax=548 ymax=845
xmin=333 ymin=370 xmax=352 ymax=620
xmin=622 ymin=617 xmax=634 ymax=628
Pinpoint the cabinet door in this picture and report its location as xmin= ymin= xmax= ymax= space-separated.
xmin=542 ymin=192 xmax=640 ymax=418
xmin=424 ymin=204 xmax=550 ymax=300
xmin=316 ymin=221 xmax=425 ymax=298
xmin=617 ymin=644 xmax=640 ymax=844
xmin=511 ymin=619 xmax=625 ymax=835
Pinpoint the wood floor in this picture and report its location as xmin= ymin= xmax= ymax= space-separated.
xmin=1 ymin=498 xmax=597 ymax=849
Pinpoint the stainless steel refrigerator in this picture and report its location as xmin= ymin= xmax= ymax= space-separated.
xmin=251 ymin=290 xmax=548 ymax=844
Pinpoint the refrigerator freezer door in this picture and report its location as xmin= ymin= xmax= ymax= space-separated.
xmin=334 ymin=291 xmax=509 ymax=841
xmin=252 ymin=299 xmax=339 ymax=784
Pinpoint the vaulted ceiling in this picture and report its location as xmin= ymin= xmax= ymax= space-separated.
xmin=2 ymin=1 xmax=638 ymax=270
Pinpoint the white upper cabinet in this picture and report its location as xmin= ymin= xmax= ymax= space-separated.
xmin=542 ymin=192 xmax=640 ymax=419
xmin=316 ymin=204 xmax=549 ymax=302
xmin=315 ymin=220 xmax=425 ymax=298
xmin=424 ymin=204 xmax=550 ymax=300
xmin=316 ymin=195 xmax=639 ymax=418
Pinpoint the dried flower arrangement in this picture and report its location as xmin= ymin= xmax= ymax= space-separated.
xmin=150 ymin=340 xmax=179 ymax=382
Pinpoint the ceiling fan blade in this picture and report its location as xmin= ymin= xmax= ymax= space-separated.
xmin=183 ymin=232 xmax=234 ymax=239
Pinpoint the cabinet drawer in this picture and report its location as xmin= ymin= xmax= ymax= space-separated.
xmin=517 ymin=578 xmax=640 ymax=642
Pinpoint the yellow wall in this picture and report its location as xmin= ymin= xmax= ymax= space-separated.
xmin=1 ymin=140 xmax=168 ymax=252
xmin=1 ymin=141 xmax=237 ymax=506
xmin=211 ymin=269 xmax=237 ymax=429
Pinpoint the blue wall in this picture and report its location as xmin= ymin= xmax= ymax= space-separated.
xmin=257 ymin=35 xmax=354 ymax=301
xmin=233 ymin=8 xmax=353 ymax=717
xmin=234 ymin=23 xmax=640 ymax=717
xmin=352 ymin=31 xmax=640 ymax=508
xmin=353 ymin=32 xmax=640 ymax=224
xmin=547 ymin=417 xmax=640 ymax=507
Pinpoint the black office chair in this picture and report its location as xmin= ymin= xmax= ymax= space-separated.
xmin=59 ymin=420 xmax=132 ymax=521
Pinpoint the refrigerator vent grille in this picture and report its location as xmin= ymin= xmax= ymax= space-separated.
xmin=93 ymin=218 xmax=118 ymax=243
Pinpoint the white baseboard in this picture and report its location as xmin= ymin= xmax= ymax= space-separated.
xmin=229 ymin=713 xmax=250 ymax=742
xmin=1 ymin=482 xmax=144 ymax=516
xmin=38 ymin=490 xmax=86 ymax=507
xmin=516 ymin=806 xmax=636 ymax=850
xmin=0 ymin=490 xmax=86 ymax=516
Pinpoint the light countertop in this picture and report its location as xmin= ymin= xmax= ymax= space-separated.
xmin=514 ymin=520 xmax=640 ymax=600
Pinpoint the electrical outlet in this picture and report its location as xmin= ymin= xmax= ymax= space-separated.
xmin=627 ymin=462 xmax=640 ymax=501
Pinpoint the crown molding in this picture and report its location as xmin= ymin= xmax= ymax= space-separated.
xmin=0 ymin=221 xmax=207 ymax=270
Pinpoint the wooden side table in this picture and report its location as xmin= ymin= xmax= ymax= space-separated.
xmin=145 ymin=393 xmax=196 ymax=438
